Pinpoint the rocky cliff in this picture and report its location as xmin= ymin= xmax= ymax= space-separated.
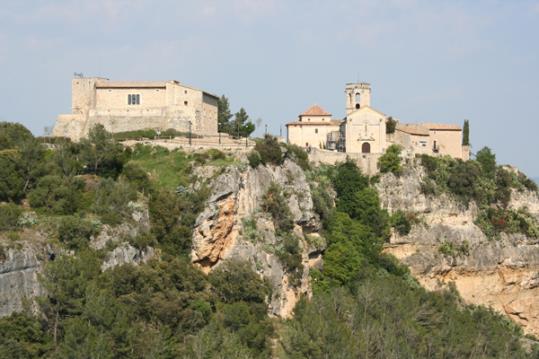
xmin=191 ymin=159 xmax=324 ymax=317
xmin=377 ymin=165 xmax=539 ymax=336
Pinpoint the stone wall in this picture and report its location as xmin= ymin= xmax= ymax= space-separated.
xmin=308 ymin=148 xmax=381 ymax=175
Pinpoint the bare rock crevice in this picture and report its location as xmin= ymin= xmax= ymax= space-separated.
xmin=191 ymin=160 xmax=324 ymax=317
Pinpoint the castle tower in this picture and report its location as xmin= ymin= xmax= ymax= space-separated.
xmin=345 ymin=82 xmax=371 ymax=116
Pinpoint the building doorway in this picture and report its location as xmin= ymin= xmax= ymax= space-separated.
xmin=362 ymin=142 xmax=371 ymax=153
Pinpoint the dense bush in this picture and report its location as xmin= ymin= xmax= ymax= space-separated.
xmin=261 ymin=183 xmax=294 ymax=232
xmin=0 ymin=203 xmax=22 ymax=231
xmin=247 ymin=150 xmax=262 ymax=168
xmin=475 ymin=207 xmax=539 ymax=239
xmin=57 ymin=216 xmax=99 ymax=250
xmin=91 ymin=178 xmax=137 ymax=225
xmin=0 ymin=122 xmax=34 ymax=150
xmin=28 ymin=176 xmax=85 ymax=215
xmin=121 ymin=162 xmax=151 ymax=193
xmin=390 ymin=210 xmax=412 ymax=236
xmin=251 ymin=135 xmax=283 ymax=166
xmin=378 ymin=144 xmax=402 ymax=175
xmin=283 ymin=143 xmax=310 ymax=170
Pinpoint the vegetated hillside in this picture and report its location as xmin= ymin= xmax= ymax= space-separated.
xmin=378 ymin=149 xmax=539 ymax=337
xmin=0 ymin=122 xmax=538 ymax=358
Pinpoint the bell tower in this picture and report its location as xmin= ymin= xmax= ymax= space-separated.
xmin=345 ymin=82 xmax=371 ymax=116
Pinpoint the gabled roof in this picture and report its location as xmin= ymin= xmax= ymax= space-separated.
xmin=301 ymin=105 xmax=332 ymax=116
xmin=346 ymin=105 xmax=387 ymax=118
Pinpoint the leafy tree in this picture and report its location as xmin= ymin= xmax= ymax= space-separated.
xmin=0 ymin=151 xmax=25 ymax=202
xmin=218 ymin=95 xmax=233 ymax=134
xmin=476 ymin=146 xmax=496 ymax=179
xmin=0 ymin=122 xmax=34 ymax=150
xmin=463 ymin=119 xmax=470 ymax=146
xmin=332 ymin=160 xmax=369 ymax=198
xmin=80 ymin=124 xmax=126 ymax=178
xmin=232 ymin=108 xmax=255 ymax=138
xmin=386 ymin=117 xmax=397 ymax=134
xmin=378 ymin=144 xmax=402 ymax=175
xmin=0 ymin=313 xmax=51 ymax=358
xmin=446 ymin=160 xmax=481 ymax=203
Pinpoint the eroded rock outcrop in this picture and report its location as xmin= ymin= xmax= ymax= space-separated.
xmin=377 ymin=165 xmax=539 ymax=336
xmin=192 ymin=160 xmax=323 ymax=317
xmin=0 ymin=234 xmax=48 ymax=317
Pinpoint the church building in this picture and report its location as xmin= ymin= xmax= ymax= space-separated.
xmin=286 ymin=82 xmax=469 ymax=161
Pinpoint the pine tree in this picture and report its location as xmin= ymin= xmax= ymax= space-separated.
xmin=217 ymin=95 xmax=233 ymax=134
xmin=233 ymin=108 xmax=255 ymax=138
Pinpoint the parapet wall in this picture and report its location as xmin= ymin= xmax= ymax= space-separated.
xmin=308 ymin=148 xmax=382 ymax=175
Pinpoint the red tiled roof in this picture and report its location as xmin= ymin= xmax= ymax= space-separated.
xmin=300 ymin=105 xmax=332 ymax=116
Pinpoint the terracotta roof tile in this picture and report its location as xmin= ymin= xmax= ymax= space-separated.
xmin=301 ymin=105 xmax=332 ymax=116
xmin=396 ymin=124 xmax=430 ymax=136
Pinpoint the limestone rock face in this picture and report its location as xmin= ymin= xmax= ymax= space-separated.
xmin=102 ymin=243 xmax=155 ymax=271
xmin=192 ymin=160 xmax=323 ymax=317
xmin=377 ymin=166 xmax=539 ymax=336
xmin=0 ymin=239 xmax=48 ymax=317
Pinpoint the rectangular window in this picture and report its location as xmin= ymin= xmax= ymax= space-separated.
xmin=184 ymin=101 xmax=188 ymax=106
xmin=315 ymin=128 xmax=318 ymax=134
xmin=128 ymin=94 xmax=141 ymax=105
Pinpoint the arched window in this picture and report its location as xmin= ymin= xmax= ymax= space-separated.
xmin=362 ymin=142 xmax=371 ymax=153
xmin=355 ymin=92 xmax=361 ymax=109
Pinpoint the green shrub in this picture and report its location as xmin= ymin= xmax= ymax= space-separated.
xmin=247 ymin=150 xmax=262 ymax=168
xmin=390 ymin=210 xmax=412 ymax=236
xmin=283 ymin=143 xmax=310 ymax=170
xmin=92 ymin=178 xmax=137 ymax=225
xmin=277 ymin=233 xmax=303 ymax=286
xmin=0 ymin=122 xmax=34 ymax=150
xmin=439 ymin=240 xmax=470 ymax=257
xmin=254 ymin=135 xmax=283 ymax=166
xmin=121 ymin=162 xmax=151 ymax=193
xmin=57 ymin=216 xmax=99 ymax=251
xmin=0 ymin=203 xmax=22 ymax=231
xmin=261 ymin=183 xmax=294 ymax=232
xmin=378 ymin=144 xmax=402 ymax=175
xmin=475 ymin=207 xmax=539 ymax=239
xmin=209 ymin=261 xmax=270 ymax=304
xmin=28 ymin=176 xmax=85 ymax=215
xmin=206 ymin=148 xmax=226 ymax=161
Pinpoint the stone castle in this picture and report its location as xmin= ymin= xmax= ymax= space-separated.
xmin=286 ymin=82 xmax=469 ymax=161
xmin=52 ymin=76 xmax=219 ymax=141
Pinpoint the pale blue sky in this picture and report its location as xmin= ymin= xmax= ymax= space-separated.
xmin=1 ymin=0 xmax=538 ymax=175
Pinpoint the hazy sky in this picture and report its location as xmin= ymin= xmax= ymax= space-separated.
xmin=1 ymin=0 xmax=538 ymax=175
